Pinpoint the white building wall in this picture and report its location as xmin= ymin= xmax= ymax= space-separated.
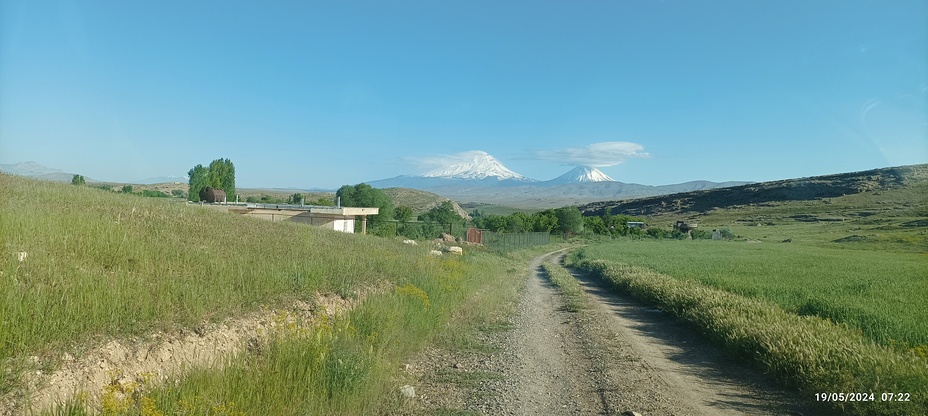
xmin=333 ymin=219 xmax=355 ymax=233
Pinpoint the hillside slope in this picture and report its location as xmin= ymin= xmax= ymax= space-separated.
xmin=382 ymin=187 xmax=471 ymax=220
xmin=581 ymin=164 xmax=926 ymax=217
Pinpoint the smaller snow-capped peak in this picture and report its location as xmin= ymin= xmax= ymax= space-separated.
xmin=549 ymin=166 xmax=615 ymax=184
xmin=422 ymin=151 xmax=533 ymax=181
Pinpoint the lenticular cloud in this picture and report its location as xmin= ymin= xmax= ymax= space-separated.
xmin=536 ymin=142 xmax=649 ymax=167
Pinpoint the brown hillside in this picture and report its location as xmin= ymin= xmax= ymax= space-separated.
xmin=580 ymin=164 xmax=927 ymax=217
xmin=382 ymin=187 xmax=471 ymax=220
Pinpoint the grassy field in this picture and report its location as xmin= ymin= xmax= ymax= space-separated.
xmin=567 ymin=180 xmax=928 ymax=415
xmin=0 ymin=174 xmax=551 ymax=414
xmin=639 ymin=169 xmax=928 ymax=253
xmin=571 ymin=256 xmax=927 ymax=416
xmin=573 ymin=241 xmax=927 ymax=348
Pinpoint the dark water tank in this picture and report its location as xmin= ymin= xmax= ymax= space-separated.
xmin=199 ymin=187 xmax=226 ymax=203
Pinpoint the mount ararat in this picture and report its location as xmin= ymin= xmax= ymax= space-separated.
xmin=367 ymin=151 xmax=750 ymax=207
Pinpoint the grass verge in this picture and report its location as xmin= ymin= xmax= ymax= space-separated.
xmin=542 ymin=260 xmax=585 ymax=312
xmin=53 ymin=246 xmax=560 ymax=414
xmin=572 ymin=240 xmax=928 ymax=349
xmin=570 ymin=257 xmax=928 ymax=416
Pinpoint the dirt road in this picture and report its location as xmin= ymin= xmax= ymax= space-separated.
xmin=404 ymin=249 xmax=810 ymax=415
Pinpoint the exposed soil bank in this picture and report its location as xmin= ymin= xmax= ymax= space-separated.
xmin=2 ymin=293 xmax=357 ymax=415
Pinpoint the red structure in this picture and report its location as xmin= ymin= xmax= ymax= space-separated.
xmin=466 ymin=227 xmax=483 ymax=244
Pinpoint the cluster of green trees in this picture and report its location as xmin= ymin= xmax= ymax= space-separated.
xmin=321 ymin=183 xmax=738 ymax=242
xmin=188 ymin=158 xmax=235 ymax=202
xmin=332 ymin=184 xmax=474 ymax=238
xmin=582 ymin=211 xmax=646 ymax=237
xmin=71 ymin=174 xmax=85 ymax=185
xmin=336 ymin=183 xmax=395 ymax=234
xmin=471 ymin=207 xmax=584 ymax=236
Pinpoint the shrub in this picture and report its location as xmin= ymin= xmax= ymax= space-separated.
xmin=691 ymin=229 xmax=711 ymax=239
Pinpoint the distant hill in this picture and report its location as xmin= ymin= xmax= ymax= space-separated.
xmin=580 ymin=164 xmax=928 ymax=217
xmin=382 ymin=188 xmax=471 ymax=220
xmin=0 ymin=161 xmax=95 ymax=183
xmin=133 ymin=176 xmax=186 ymax=184
xmin=427 ymin=180 xmax=752 ymax=208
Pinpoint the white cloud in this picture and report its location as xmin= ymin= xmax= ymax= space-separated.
xmin=535 ymin=142 xmax=649 ymax=167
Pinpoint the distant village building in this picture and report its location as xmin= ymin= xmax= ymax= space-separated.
xmin=673 ymin=220 xmax=698 ymax=233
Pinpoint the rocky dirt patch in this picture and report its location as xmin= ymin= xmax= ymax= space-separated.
xmin=1 ymin=292 xmax=361 ymax=415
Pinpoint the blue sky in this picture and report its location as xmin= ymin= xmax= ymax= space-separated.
xmin=2 ymin=0 xmax=926 ymax=189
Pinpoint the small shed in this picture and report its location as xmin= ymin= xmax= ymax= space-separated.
xmin=627 ymin=221 xmax=645 ymax=229
xmin=466 ymin=227 xmax=483 ymax=244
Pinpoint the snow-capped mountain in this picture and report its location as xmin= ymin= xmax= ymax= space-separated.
xmin=368 ymin=151 xmax=535 ymax=189
xmin=544 ymin=166 xmax=614 ymax=185
xmin=364 ymin=151 xmax=749 ymax=205
xmin=422 ymin=151 xmax=533 ymax=181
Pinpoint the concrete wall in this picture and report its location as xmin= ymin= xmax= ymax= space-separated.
xmin=291 ymin=212 xmax=355 ymax=233
xmin=199 ymin=204 xmax=361 ymax=233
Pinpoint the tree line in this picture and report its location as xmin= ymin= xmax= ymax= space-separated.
xmin=470 ymin=207 xmax=584 ymax=236
xmin=188 ymin=158 xmax=235 ymax=202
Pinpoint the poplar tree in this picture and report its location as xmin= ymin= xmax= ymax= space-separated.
xmin=188 ymin=158 xmax=236 ymax=201
xmin=187 ymin=164 xmax=209 ymax=201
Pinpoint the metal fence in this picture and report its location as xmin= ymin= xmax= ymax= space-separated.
xmin=480 ymin=231 xmax=552 ymax=249
xmin=377 ymin=222 xmax=554 ymax=249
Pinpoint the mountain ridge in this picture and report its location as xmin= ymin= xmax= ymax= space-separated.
xmin=579 ymin=164 xmax=927 ymax=217
xmin=365 ymin=153 xmax=751 ymax=207
xmin=0 ymin=161 xmax=96 ymax=183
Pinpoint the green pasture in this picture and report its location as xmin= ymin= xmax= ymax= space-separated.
xmin=571 ymin=257 xmax=927 ymax=416
xmin=574 ymin=240 xmax=928 ymax=348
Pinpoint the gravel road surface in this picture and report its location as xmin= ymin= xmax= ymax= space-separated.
xmin=401 ymin=249 xmax=810 ymax=415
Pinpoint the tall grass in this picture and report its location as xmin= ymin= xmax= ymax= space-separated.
xmin=542 ymin=261 xmax=585 ymax=312
xmin=570 ymin=257 xmax=928 ymax=416
xmin=573 ymin=240 xmax=928 ymax=348
xmin=0 ymin=175 xmax=475 ymax=394
xmin=58 ymin=250 xmax=535 ymax=414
